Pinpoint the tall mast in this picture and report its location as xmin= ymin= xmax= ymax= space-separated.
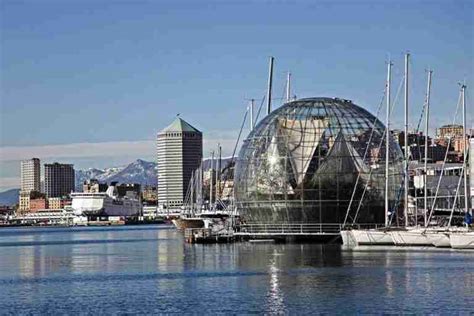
xmin=404 ymin=53 xmax=410 ymax=227
xmin=266 ymin=56 xmax=274 ymax=115
xmin=190 ymin=172 xmax=194 ymax=216
xmin=210 ymin=150 xmax=214 ymax=209
xmin=461 ymin=84 xmax=469 ymax=215
xmin=249 ymin=99 xmax=255 ymax=131
xmin=385 ymin=60 xmax=392 ymax=227
xmin=423 ymin=70 xmax=433 ymax=227
xmin=217 ymin=144 xmax=221 ymax=203
xmin=286 ymin=71 xmax=291 ymax=102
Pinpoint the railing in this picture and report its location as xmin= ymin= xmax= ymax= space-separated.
xmin=235 ymin=223 xmax=384 ymax=235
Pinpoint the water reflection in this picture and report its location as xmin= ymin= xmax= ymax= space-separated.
xmin=266 ymin=249 xmax=285 ymax=314
xmin=0 ymin=226 xmax=472 ymax=314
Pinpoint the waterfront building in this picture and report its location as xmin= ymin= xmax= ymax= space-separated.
xmin=234 ymin=97 xmax=404 ymax=227
xmin=452 ymin=136 xmax=470 ymax=157
xmin=29 ymin=198 xmax=48 ymax=212
xmin=44 ymin=163 xmax=75 ymax=198
xmin=48 ymin=197 xmax=71 ymax=209
xmin=142 ymin=185 xmax=157 ymax=204
xmin=20 ymin=158 xmax=41 ymax=193
xmin=157 ymin=117 xmax=203 ymax=209
xmin=18 ymin=191 xmax=31 ymax=211
xmin=19 ymin=158 xmax=41 ymax=209
xmin=436 ymin=124 xmax=464 ymax=138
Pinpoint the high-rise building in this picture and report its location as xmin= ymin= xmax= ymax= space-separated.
xmin=19 ymin=158 xmax=41 ymax=210
xmin=44 ymin=163 xmax=75 ymax=198
xmin=20 ymin=158 xmax=41 ymax=193
xmin=157 ymin=117 xmax=202 ymax=209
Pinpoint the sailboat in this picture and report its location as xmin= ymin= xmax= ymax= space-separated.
xmin=447 ymin=84 xmax=473 ymax=249
xmin=388 ymin=53 xmax=435 ymax=246
xmin=449 ymin=232 xmax=474 ymax=249
xmin=342 ymin=59 xmax=395 ymax=246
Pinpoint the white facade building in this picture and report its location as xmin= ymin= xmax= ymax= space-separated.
xmin=20 ymin=158 xmax=41 ymax=193
xmin=157 ymin=117 xmax=202 ymax=209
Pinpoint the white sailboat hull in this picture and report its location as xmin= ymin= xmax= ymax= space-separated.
xmin=389 ymin=229 xmax=432 ymax=246
xmin=340 ymin=230 xmax=357 ymax=247
xmin=449 ymin=232 xmax=474 ymax=249
xmin=350 ymin=229 xmax=394 ymax=245
xmin=426 ymin=232 xmax=451 ymax=248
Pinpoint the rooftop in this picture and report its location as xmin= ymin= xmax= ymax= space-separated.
xmin=159 ymin=117 xmax=201 ymax=134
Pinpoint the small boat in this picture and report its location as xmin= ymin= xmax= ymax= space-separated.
xmin=449 ymin=232 xmax=474 ymax=249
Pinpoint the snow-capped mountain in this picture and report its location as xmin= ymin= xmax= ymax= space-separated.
xmin=75 ymin=159 xmax=155 ymax=190
xmin=74 ymin=157 xmax=234 ymax=190
xmin=75 ymin=166 xmax=125 ymax=190
xmin=106 ymin=159 xmax=157 ymax=185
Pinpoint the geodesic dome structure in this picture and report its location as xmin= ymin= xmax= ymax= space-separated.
xmin=234 ymin=97 xmax=404 ymax=225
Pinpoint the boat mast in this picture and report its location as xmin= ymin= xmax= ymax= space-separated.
xmin=217 ymin=144 xmax=221 ymax=205
xmin=190 ymin=172 xmax=194 ymax=216
xmin=210 ymin=150 xmax=214 ymax=210
xmin=286 ymin=71 xmax=291 ymax=102
xmin=461 ymin=84 xmax=469 ymax=216
xmin=424 ymin=69 xmax=433 ymax=227
xmin=385 ymin=60 xmax=392 ymax=227
xmin=404 ymin=53 xmax=410 ymax=227
xmin=249 ymin=99 xmax=255 ymax=131
xmin=266 ymin=56 xmax=274 ymax=115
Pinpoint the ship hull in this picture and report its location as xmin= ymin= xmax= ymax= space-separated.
xmin=426 ymin=232 xmax=451 ymax=248
xmin=449 ymin=232 xmax=474 ymax=249
xmin=389 ymin=229 xmax=432 ymax=246
xmin=350 ymin=229 xmax=394 ymax=245
xmin=71 ymin=193 xmax=141 ymax=217
xmin=172 ymin=218 xmax=205 ymax=230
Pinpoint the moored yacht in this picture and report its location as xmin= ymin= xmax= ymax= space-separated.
xmin=350 ymin=229 xmax=394 ymax=245
xmin=389 ymin=228 xmax=432 ymax=246
xmin=449 ymin=231 xmax=474 ymax=249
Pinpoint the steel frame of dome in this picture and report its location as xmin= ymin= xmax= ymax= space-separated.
xmin=234 ymin=97 xmax=404 ymax=227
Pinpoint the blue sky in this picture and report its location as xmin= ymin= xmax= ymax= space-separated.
xmin=0 ymin=0 xmax=473 ymax=190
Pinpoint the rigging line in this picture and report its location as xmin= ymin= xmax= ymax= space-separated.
xmin=388 ymin=178 xmax=404 ymax=226
xmin=425 ymin=91 xmax=462 ymax=227
xmin=448 ymin=165 xmax=464 ymax=227
xmin=254 ymin=93 xmax=267 ymax=125
xmin=343 ymin=84 xmax=386 ymax=227
xmin=413 ymin=71 xmax=432 ymax=162
xmin=352 ymin=74 xmax=405 ymax=225
xmin=217 ymin=106 xmax=249 ymax=202
xmin=280 ymin=74 xmax=288 ymax=103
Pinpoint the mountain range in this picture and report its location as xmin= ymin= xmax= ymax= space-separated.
xmin=0 ymin=158 xmax=235 ymax=205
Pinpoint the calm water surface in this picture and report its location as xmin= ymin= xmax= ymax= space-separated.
xmin=0 ymin=225 xmax=472 ymax=314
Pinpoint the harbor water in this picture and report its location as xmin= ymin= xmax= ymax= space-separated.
xmin=0 ymin=225 xmax=472 ymax=314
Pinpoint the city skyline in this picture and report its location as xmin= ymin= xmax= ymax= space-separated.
xmin=1 ymin=0 xmax=473 ymax=191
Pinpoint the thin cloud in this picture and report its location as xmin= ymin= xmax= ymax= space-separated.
xmin=0 ymin=141 xmax=156 ymax=162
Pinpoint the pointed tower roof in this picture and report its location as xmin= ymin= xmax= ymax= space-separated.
xmin=160 ymin=117 xmax=201 ymax=134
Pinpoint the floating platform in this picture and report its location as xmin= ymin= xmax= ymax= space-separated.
xmin=234 ymin=223 xmax=342 ymax=243
xmin=184 ymin=228 xmax=234 ymax=244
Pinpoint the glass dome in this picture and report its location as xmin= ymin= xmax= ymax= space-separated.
xmin=234 ymin=97 xmax=404 ymax=225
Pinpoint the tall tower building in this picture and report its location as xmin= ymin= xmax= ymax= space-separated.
xmin=44 ymin=163 xmax=75 ymax=198
xmin=20 ymin=158 xmax=41 ymax=193
xmin=19 ymin=158 xmax=41 ymax=211
xmin=157 ymin=117 xmax=202 ymax=209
